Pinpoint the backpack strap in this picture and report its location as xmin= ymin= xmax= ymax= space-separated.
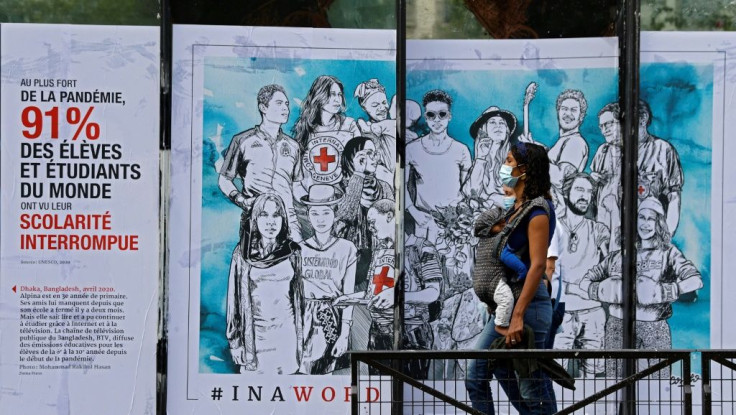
xmin=490 ymin=196 xmax=550 ymax=257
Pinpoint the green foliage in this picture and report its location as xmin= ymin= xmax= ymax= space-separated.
xmin=0 ymin=0 xmax=158 ymax=25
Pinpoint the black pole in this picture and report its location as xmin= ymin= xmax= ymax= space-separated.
xmin=157 ymin=0 xmax=172 ymax=413
xmin=617 ymin=0 xmax=639 ymax=413
xmin=392 ymin=1 xmax=407 ymax=415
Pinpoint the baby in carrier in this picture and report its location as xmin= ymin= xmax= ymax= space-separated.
xmin=482 ymin=209 xmax=527 ymax=329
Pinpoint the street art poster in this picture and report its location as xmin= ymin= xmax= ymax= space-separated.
xmin=167 ymin=26 xmax=396 ymax=414
xmin=0 ymin=24 xmax=160 ymax=415
xmin=404 ymin=33 xmax=731 ymax=412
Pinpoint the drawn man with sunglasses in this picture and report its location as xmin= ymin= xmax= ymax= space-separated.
xmin=552 ymin=172 xmax=610 ymax=377
xmin=406 ymin=89 xmax=471 ymax=244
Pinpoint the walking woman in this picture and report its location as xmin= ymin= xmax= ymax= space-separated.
xmin=466 ymin=142 xmax=557 ymax=414
xmin=225 ymin=193 xmax=303 ymax=375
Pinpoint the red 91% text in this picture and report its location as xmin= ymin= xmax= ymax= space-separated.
xmin=22 ymin=106 xmax=100 ymax=140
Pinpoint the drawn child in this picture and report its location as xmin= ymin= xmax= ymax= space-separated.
xmin=298 ymin=184 xmax=358 ymax=374
xmin=333 ymin=199 xmax=396 ymax=350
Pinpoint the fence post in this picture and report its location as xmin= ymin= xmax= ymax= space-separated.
xmin=351 ymin=354 xmax=359 ymax=415
xmin=702 ymin=352 xmax=711 ymax=415
xmin=683 ymin=353 xmax=693 ymax=415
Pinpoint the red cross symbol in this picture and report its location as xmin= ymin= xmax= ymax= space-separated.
xmin=638 ymin=185 xmax=646 ymax=195
xmin=372 ymin=266 xmax=394 ymax=295
xmin=313 ymin=147 xmax=336 ymax=172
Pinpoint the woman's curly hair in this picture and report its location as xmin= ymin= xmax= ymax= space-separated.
xmin=510 ymin=142 xmax=552 ymax=202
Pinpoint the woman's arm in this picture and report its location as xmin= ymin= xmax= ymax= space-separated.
xmin=505 ymin=213 xmax=549 ymax=346
xmin=225 ymin=246 xmax=257 ymax=369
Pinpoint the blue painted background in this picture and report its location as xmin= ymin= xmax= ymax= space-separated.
xmin=198 ymin=56 xmax=396 ymax=373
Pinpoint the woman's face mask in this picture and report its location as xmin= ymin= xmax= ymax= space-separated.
xmin=503 ymin=195 xmax=516 ymax=210
xmin=499 ymin=164 xmax=524 ymax=188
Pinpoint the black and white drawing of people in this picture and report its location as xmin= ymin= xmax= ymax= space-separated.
xmin=580 ymin=197 xmax=702 ymax=377
xmin=402 ymin=84 xmax=702 ymax=382
xmin=216 ymin=73 xmax=397 ymax=375
xmin=519 ymin=89 xmax=590 ymax=217
xmin=462 ymin=105 xmax=516 ymax=205
xmin=551 ymin=172 xmax=610 ymax=377
xmin=298 ymin=184 xmax=357 ymax=374
xmin=225 ymin=193 xmax=303 ymax=375
xmin=294 ymin=75 xmax=360 ymax=201
xmin=218 ymin=84 xmax=303 ymax=242
xmin=636 ymin=99 xmax=684 ymax=237
xmin=591 ymin=102 xmax=623 ymax=252
xmin=334 ymin=198 xmax=397 ymax=352
xmin=335 ymin=136 xmax=394 ymax=252
xmin=354 ymin=78 xmax=396 ymax=186
xmin=403 ymin=213 xmax=443 ymax=380
xmin=406 ymin=89 xmax=471 ymax=245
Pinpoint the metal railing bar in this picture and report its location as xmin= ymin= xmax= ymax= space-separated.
xmin=712 ymin=356 xmax=736 ymax=373
xmin=350 ymin=349 xmax=692 ymax=360
xmin=556 ymin=357 xmax=680 ymax=415
xmin=703 ymin=354 xmax=712 ymax=415
xmin=361 ymin=358 xmax=486 ymax=415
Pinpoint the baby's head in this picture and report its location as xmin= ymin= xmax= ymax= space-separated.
xmin=484 ymin=205 xmax=506 ymax=233
xmin=502 ymin=185 xmax=514 ymax=197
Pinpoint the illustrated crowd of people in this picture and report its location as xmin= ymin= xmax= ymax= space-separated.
xmin=215 ymin=74 xmax=704 ymax=388
xmin=403 ymin=86 xmax=703 ymax=384
xmin=218 ymin=76 xmax=398 ymax=375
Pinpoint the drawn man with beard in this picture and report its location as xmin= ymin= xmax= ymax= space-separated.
xmin=552 ymin=172 xmax=610 ymax=377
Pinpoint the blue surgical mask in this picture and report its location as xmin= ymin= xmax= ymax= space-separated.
xmin=503 ymin=195 xmax=516 ymax=210
xmin=499 ymin=164 xmax=524 ymax=188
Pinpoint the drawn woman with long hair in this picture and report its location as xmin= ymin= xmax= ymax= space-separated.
xmin=580 ymin=197 xmax=702 ymax=377
xmin=354 ymin=78 xmax=396 ymax=186
xmin=225 ymin=193 xmax=303 ymax=375
xmin=462 ymin=106 xmax=516 ymax=206
xmin=294 ymin=75 xmax=360 ymax=200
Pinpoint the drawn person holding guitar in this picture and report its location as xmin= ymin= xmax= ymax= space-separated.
xmin=519 ymin=87 xmax=590 ymax=216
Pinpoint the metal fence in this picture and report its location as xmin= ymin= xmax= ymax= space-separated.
xmin=702 ymin=350 xmax=736 ymax=415
xmin=350 ymin=349 xmax=694 ymax=415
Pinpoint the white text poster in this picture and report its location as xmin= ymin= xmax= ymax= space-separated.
xmin=0 ymin=24 xmax=160 ymax=415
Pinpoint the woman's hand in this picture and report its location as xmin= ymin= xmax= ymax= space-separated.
xmin=505 ymin=314 xmax=524 ymax=347
xmin=494 ymin=325 xmax=509 ymax=336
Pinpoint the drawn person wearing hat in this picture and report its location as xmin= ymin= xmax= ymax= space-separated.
xmin=298 ymin=184 xmax=358 ymax=374
xmin=354 ymin=79 xmax=396 ymax=186
xmin=406 ymin=89 xmax=471 ymax=243
xmin=580 ymin=197 xmax=702 ymax=377
xmin=293 ymin=75 xmax=360 ymax=202
xmin=462 ymin=105 xmax=517 ymax=205
xmin=552 ymin=172 xmax=610 ymax=378
xmin=591 ymin=102 xmax=623 ymax=252
xmin=225 ymin=193 xmax=302 ymax=375
xmin=219 ymin=84 xmax=302 ymax=242
xmin=636 ymin=100 xmax=684 ymax=237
